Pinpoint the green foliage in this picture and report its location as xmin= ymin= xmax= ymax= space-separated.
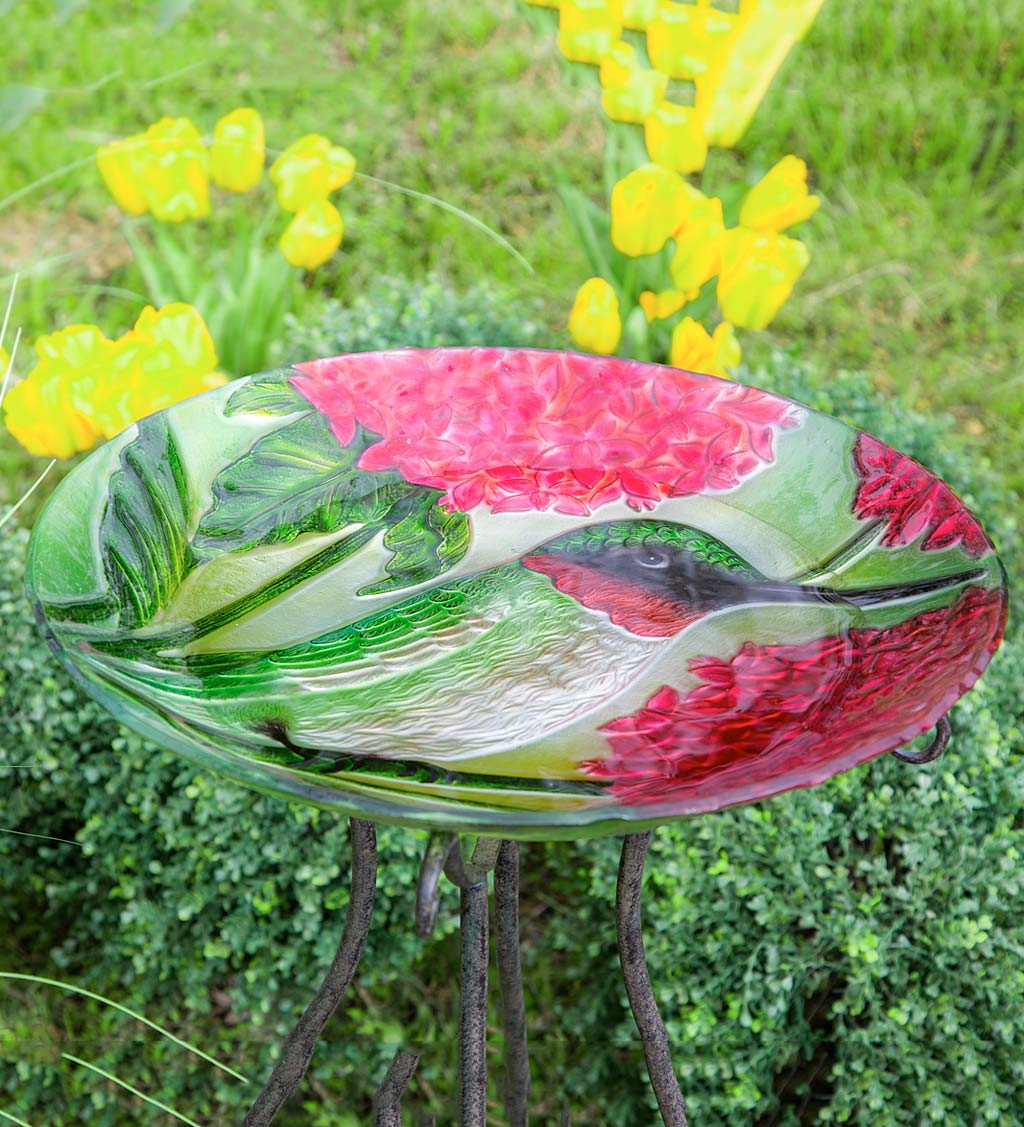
xmin=2 ymin=324 xmax=1021 ymax=1123
xmin=275 ymin=272 xmax=550 ymax=362
xmin=123 ymin=214 xmax=297 ymax=380
xmin=101 ymin=414 xmax=193 ymax=630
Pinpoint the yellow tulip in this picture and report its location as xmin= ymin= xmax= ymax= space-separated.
xmin=669 ymin=317 xmax=740 ymax=378
xmin=133 ymin=303 xmax=219 ymax=381
xmin=94 ymin=305 xmax=221 ymax=438
xmin=558 ymin=0 xmax=624 ymax=65
xmin=568 ymin=278 xmax=621 ymax=354
xmin=136 ymin=117 xmax=211 ymax=223
xmin=668 ymin=192 xmax=724 ymax=294
xmin=623 ymin=0 xmax=658 ymax=30
xmin=739 ymin=155 xmax=819 ymax=232
xmin=210 ymin=108 xmax=266 ymax=193
xmin=3 ymin=370 xmax=99 ymax=458
xmin=646 ymin=1 xmax=737 ymax=81
xmin=643 ymin=100 xmax=708 ymax=173
xmin=3 ymin=324 xmax=112 ymax=457
xmin=96 ymin=137 xmax=149 ymax=216
xmin=32 ymin=324 xmax=113 ymax=425
xmin=270 ymin=134 xmax=356 ymax=212
xmin=280 ymin=199 xmax=344 ymax=270
xmin=2 ymin=305 xmax=224 ymax=455
xmin=710 ymin=320 xmax=741 ymax=372
xmin=639 ymin=289 xmax=686 ymax=322
xmin=610 ymin=163 xmax=696 ymax=257
xmin=702 ymin=0 xmax=825 ymax=147
xmin=717 ymin=228 xmax=809 ymax=329
xmin=600 ymin=43 xmax=669 ymax=123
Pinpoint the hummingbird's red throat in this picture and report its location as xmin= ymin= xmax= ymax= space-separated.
xmin=521 ymin=554 xmax=700 ymax=638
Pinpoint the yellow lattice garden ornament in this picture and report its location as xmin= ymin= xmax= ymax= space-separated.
xmin=525 ymin=0 xmax=824 ymax=372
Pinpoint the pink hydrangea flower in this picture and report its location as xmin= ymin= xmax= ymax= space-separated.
xmin=585 ymin=585 xmax=1006 ymax=806
xmin=290 ymin=348 xmax=803 ymax=514
xmin=853 ymin=432 xmax=992 ymax=557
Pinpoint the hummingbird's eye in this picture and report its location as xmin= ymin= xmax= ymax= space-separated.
xmin=636 ymin=546 xmax=671 ymax=569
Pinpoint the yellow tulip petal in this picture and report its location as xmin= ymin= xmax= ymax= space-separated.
xmin=711 ymin=321 xmax=741 ymax=376
xmin=558 ymin=1 xmax=624 ymax=65
xmin=717 ymin=228 xmax=809 ymax=330
xmin=610 ymin=163 xmax=696 ymax=257
xmin=644 ymin=100 xmax=708 ymax=174
xmin=96 ymin=137 xmax=149 ymax=215
xmin=280 ymin=200 xmax=344 ymax=271
xmin=133 ymin=302 xmax=219 ymax=380
xmin=739 ymin=154 xmax=819 ymax=232
xmin=600 ymin=45 xmax=669 ymax=124
xmin=137 ymin=117 xmax=211 ymax=223
xmin=702 ymin=0 xmax=825 ymax=147
xmin=669 ymin=316 xmax=715 ymax=373
xmin=32 ymin=322 xmax=112 ymax=371
xmin=639 ymin=289 xmax=686 ymax=323
xmin=3 ymin=366 xmax=99 ymax=458
xmin=270 ymin=134 xmax=357 ymax=212
xmin=568 ymin=278 xmax=621 ymax=354
xmin=326 ymin=145 xmax=357 ymax=190
xmin=210 ymin=107 xmax=266 ymax=193
xmin=647 ymin=1 xmax=737 ymax=81
xmin=623 ymin=0 xmax=658 ymax=30
xmin=668 ymin=193 xmax=724 ymax=292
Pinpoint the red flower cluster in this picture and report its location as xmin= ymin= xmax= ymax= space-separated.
xmin=852 ymin=432 xmax=991 ymax=557
xmin=586 ymin=584 xmax=1006 ymax=809
xmin=291 ymin=349 xmax=802 ymax=514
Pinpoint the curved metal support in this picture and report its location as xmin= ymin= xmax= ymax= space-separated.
xmin=616 ymin=832 xmax=688 ymax=1127
xmin=416 ymin=832 xmax=456 ymax=937
xmin=893 ymin=714 xmax=951 ymax=764
xmin=494 ymin=841 xmax=530 ymax=1127
xmin=374 ymin=1049 xmax=420 ymax=1127
xmin=459 ymin=874 xmax=491 ymax=1127
xmin=242 ymin=819 xmax=378 ymax=1127
xmin=444 ymin=835 xmax=502 ymax=889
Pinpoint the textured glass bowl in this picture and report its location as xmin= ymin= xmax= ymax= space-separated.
xmin=28 ymin=349 xmax=1007 ymax=839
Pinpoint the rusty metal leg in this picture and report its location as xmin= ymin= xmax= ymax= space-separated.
xmin=459 ymin=872 xmax=491 ymax=1127
xmin=374 ymin=1049 xmax=420 ymax=1127
xmin=242 ymin=818 xmax=377 ymax=1126
xmin=494 ymin=840 xmax=530 ymax=1127
xmin=416 ymin=832 xmax=456 ymax=938
xmin=616 ymin=832 xmax=688 ymax=1127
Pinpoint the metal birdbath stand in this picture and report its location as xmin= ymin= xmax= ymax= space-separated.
xmin=241 ymin=718 xmax=950 ymax=1127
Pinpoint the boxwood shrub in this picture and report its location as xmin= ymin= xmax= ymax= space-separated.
xmin=1 ymin=288 xmax=1020 ymax=1125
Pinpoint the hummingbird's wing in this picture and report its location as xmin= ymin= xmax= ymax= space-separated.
xmin=77 ymin=561 xmax=667 ymax=767
xmin=189 ymin=580 xmax=504 ymax=693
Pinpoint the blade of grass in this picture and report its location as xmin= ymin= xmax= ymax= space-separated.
xmin=0 ymin=825 xmax=80 ymax=846
xmin=0 ymin=155 xmax=97 ymax=213
xmin=354 ymin=171 xmax=534 ymax=274
xmin=62 ymin=1054 xmax=203 ymax=1127
xmin=0 ymin=271 xmax=17 ymax=353
xmin=1 ymin=327 xmax=22 ymax=408
xmin=0 ymin=459 xmax=55 ymax=533
xmin=0 ymin=1109 xmax=35 ymax=1127
xmin=0 ymin=973 xmax=248 ymax=1082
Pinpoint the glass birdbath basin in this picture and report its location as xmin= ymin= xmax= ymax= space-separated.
xmin=27 ymin=349 xmax=1007 ymax=1125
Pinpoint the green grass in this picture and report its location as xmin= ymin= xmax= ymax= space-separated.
xmin=2 ymin=0 xmax=1021 ymax=504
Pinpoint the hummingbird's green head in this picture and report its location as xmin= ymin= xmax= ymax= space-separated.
xmin=521 ymin=519 xmax=769 ymax=638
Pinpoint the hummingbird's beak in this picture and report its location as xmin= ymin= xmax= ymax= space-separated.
xmin=785 ymin=567 xmax=988 ymax=610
